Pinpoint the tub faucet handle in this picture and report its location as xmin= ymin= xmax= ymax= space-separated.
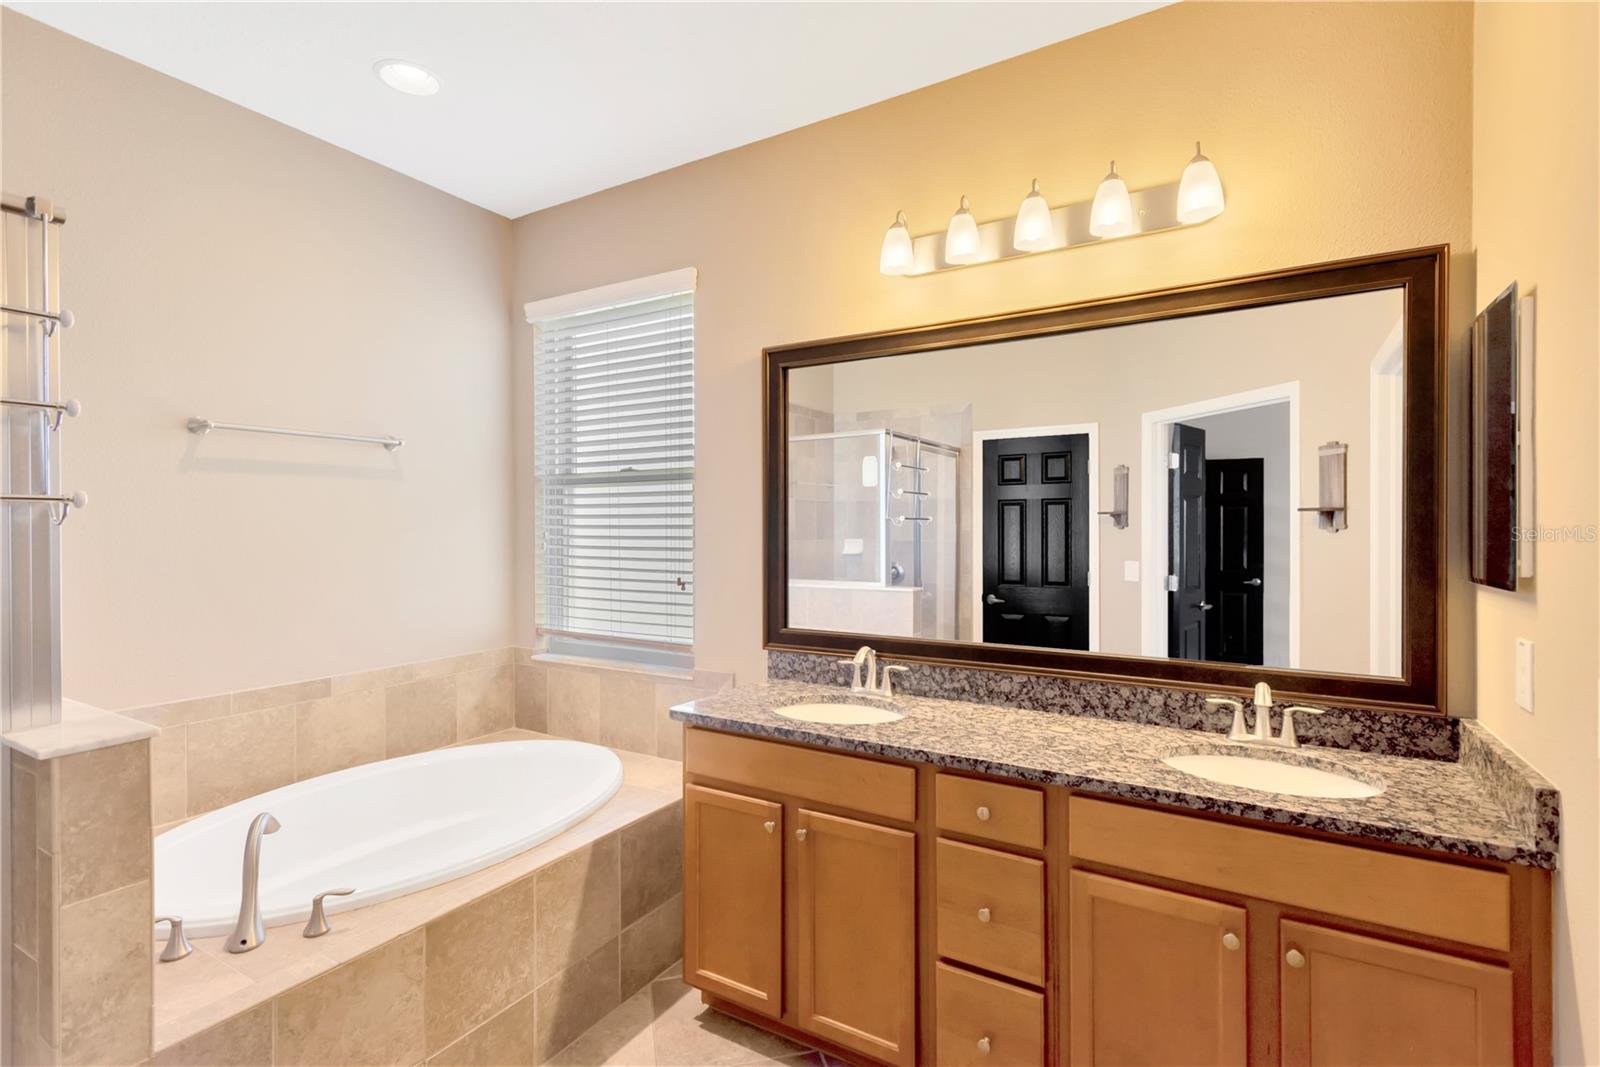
xmin=303 ymin=888 xmax=356 ymax=939
xmin=155 ymin=916 xmax=193 ymax=962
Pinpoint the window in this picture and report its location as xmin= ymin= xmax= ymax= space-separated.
xmin=530 ymin=271 xmax=695 ymax=662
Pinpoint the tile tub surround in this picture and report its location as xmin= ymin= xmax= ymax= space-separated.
xmin=671 ymin=681 xmax=1559 ymax=868
xmin=151 ymin=730 xmax=685 ymax=1064
xmin=767 ymin=650 xmax=1460 ymax=761
xmin=9 ymin=739 xmax=155 ymax=1067
xmin=512 ymin=649 xmax=734 ymax=761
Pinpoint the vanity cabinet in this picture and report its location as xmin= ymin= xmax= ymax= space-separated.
xmin=1278 ymin=920 xmax=1513 ymax=1066
xmin=795 ymin=809 xmax=917 ymax=1064
xmin=683 ymin=784 xmax=784 ymax=1017
xmin=1067 ymin=871 xmax=1248 ymax=1066
xmin=681 ymin=727 xmax=1550 ymax=1067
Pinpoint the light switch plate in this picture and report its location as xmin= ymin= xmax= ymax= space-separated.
xmin=1123 ymin=560 xmax=1140 ymax=582
xmin=1515 ymin=638 xmax=1535 ymax=713
xmin=841 ymin=538 xmax=864 ymax=556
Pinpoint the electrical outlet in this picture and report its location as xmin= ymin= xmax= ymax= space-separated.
xmin=1515 ymin=638 xmax=1535 ymax=713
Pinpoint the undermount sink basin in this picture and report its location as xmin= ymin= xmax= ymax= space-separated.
xmin=774 ymin=702 xmax=904 ymax=726
xmin=1162 ymin=752 xmax=1384 ymax=800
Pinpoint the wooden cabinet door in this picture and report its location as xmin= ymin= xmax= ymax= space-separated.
xmin=684 ymin=784 xmax=784 ymax=1018
xmin=1068 ymin=871 xmax=1247 ymax=1067
xmin=795 ymin=808 xmax=917 ymax=1066
xmin=1279 ymin=920 xmax=1513 ymax=1066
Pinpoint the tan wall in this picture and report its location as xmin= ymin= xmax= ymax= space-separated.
xmin=1470 ymin=3 xmax=1600 ymax=1062
xmin=509 ymin=1 xmax=1476 ymax=705
xmin=817 ymin=290 xmax=1401 ymax=674
xmin=1 ymin=12 xmax=516 ymax=708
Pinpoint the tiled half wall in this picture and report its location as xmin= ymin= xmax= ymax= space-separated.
xmin=124 ymin=648 xmax=730 ymax=828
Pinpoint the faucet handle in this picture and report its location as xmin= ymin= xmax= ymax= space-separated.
xmin=303 ymin=888 xmax=355 ymax=939
xmin=1279 ymin=705 xmax=1325 ymax=748
xmin=155 ymin=916 xmax=194 ymax=962
xmin=1206 ymin=696 xmax=1249 ymax=741
xmin=880 ymin=664 xmax=909 ymax=698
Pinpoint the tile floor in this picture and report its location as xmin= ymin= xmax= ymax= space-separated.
xmin=550 ymin=963 xmax=846 ymax=1067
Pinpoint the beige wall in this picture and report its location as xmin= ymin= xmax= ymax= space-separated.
xmin=509 ymin=1 xmax=1476 ymax=702
xmin=815 ymin=290 xmax=1401 ymax=674
xmin=1470 ymin=3 xmax=1600 ymax=1062
xmin=1 ymin=12 xmax=516 ymax=708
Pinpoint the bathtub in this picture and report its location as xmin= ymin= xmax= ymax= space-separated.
xmin=155 ymin=740 xmax=623 ymax=937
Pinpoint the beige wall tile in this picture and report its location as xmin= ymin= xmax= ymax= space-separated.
xmin=596 ymin=674 xmax=657 ymax=755
xmin=296 ymin=689 xmax=386 ymax=781
xmin=514 ymin=663 xmax=548 ymax=733
xmin=385 ymin=676 xmax=458 ymax=758
xmin=57 ymin=880 xmax=152 ymax=1067
xmin=187 ymin=706 xmax=296 ymax=815
xmin=456 ymin=666 xmax=514 ymax=741
xmin=535 ymin=835 xmax=620 ymax=982
xmin=418 ymin=649 xmax=512 ymax=680
xmin=149 ymin=727 xmax=188 ymax=827
xmin=12 ymin=762 xmax=39 ymax=955
xmin=621 ymin=894 xmax=683 ymax=999
xmin=56 ymin=741 xmax=151 ymax=905
xmin=424 ymin=874 xmax=538 ymax=1055
xmin=535 ymin=938 xmax=621 ymax=1063
xmin=121 ymin=695 xmax=232 ymax=729
xmin=620 ymin=802 xmax=682 ymax=927
xmin=275 ymin=930 xmax=426 ymax=1067
xmin=545 ymin=667 xmax=601 ymax=743
xmin=652 ymin=684 xmax=723 ymax=762
xmin=37 ymin=852 xmax=56 ymax=1045
xmin=233 ymin=677 xmax=331 ymax=714
xmin=427 ymin=993 xmax=534 ymax=1067
xmin=10 ymin=946 xmax=42 ymax=1067
xmin=154 ymin=943 xmax=253 ymax=1021
xmin=331 ymin=661 xmax=420 ymax=695
xmin=152 ymin=1002 xmax=273 ymax=1067
xmin=543 ymin=985 xmax=654 ymax=1067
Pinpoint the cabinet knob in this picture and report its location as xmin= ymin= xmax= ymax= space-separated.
xmin=977 ymin=907 xmax=992 ymax=923
xmin=795 ymin=828 xmax=808 ymax=842
xmin=763 ymin=821 xmax=776 ymax=834
xmin=1285 ymin=948 xmax=1306 ymax=968
xmin=975 ymin=805 xmax=992 ymax=822
xmin=976 ymin=1036 xmax=992 ymax=1055
xmin=1221 ymin=932 xmax=1240 ymax=951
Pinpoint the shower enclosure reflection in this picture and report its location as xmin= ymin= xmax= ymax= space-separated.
xmin=787 ymin=428 xmax=959 ymax=640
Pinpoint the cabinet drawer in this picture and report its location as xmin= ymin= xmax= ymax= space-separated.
xmin=937 ymin=838 xmax=1047 ymax=986
xmin=936 ymin=962 xmax=1045 ymax=1067
xmin=685 ymin=727 xmax=915 ymax=822
xmin=936 ymin=773 xmax=1044 ymax=849
xmin=1069 ymin=796 xmax=1511 ymax=950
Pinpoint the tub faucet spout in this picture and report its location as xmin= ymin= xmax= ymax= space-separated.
xmin=227 ymin=812 xmax=281 ymax=954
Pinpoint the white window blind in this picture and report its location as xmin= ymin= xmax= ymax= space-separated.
xmin=534 ymin=287 xmax=694 ymax=650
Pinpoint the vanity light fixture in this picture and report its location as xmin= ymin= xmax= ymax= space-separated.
xmin=879 ymin=142 xmax=1225 ymax=276
xmin=879 ymin=211 xmax=914 ymax=275
xmin=944 ymin=196 xmax=982 ymax=264
xmin=1089 ymin=161 xmax=1136 ymax=238
xmin=374 ymin=59 xmax=441 ymax=97
xmin=1176 ymin=142 xmax=1226 ymax=223
xmin=1012 ymin=179 xmax=1055 ymax=252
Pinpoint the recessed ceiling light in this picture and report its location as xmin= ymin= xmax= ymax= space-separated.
xmin=373 ymin=59 xmax=439 ymax=97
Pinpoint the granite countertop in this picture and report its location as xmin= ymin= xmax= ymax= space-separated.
xmin=670 ymin=681 xmax=1558 ymax=868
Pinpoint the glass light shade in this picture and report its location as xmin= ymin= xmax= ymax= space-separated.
xmin=1012 ymin=179 xmax=1054 ymax=252
xmin=944 ymin=196 xmax=981 ymax=264
xmin=1089 ymin=162 xmax=1135 ymax=238
xmin=878 ymin=211 xmax=914 ymax=276
xmin=1177 ymin=142 xmax=1225 ymax=223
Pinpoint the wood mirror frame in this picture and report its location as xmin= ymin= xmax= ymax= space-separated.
xmin=763 ymin=246 xmax=1448 ymax=715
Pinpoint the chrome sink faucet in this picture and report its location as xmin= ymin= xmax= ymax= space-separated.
xmin=1206 ymin=682 xmax=1325 ymax=749
xmin=227 ymin=812 xmax=281 ymax=954
xmin=845 ymin=645 xmax=910 ymax=698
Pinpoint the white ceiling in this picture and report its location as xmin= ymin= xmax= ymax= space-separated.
xmin=11 ymin=2 xmax=1165 ymax=219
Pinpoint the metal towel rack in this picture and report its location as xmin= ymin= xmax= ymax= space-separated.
xmin=187 ymin=417 xmax=404 ymax=451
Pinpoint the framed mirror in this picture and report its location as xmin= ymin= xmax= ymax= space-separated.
xmin=763 ymin=247 xmax=1447 ymax=714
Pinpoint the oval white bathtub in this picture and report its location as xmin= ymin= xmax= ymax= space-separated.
xmin=155 ymin=740 xmax=623 ymax=937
